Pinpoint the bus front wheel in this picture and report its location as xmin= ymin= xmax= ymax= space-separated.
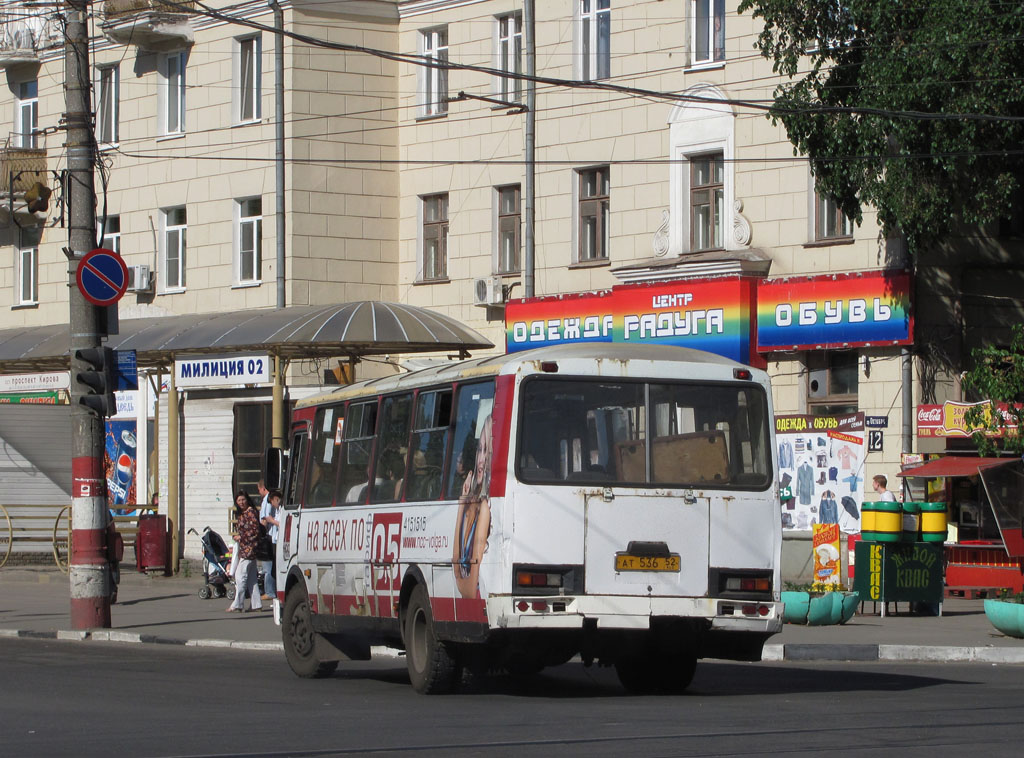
xmin=282 ymin=588 xmax=339 ymax=679
xmin=404 ymin=584 xmax=458 ymax=694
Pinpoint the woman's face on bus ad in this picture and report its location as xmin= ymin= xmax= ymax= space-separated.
xmin=475 ymin=417 xmax=492 ymax=484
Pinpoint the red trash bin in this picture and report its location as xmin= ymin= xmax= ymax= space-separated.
xmin=137 ymin=514 xmax=168 ymax=573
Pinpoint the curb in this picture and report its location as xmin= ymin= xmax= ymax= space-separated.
xmin=2 ymin=627 xmax=1021 ymax=663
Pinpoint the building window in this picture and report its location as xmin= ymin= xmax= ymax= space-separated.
xmin=692 ymin=0 xmax=726 ymax=65
xmin=807 ymin=351 xmax=858 ymax=416
xmin=497 ymin=185 xmax=521 ymax=274
xmin=16 ymin=80 xmax=38 ymax=148
xmin=814 ymin=191 xmax=853 ymax=241
xmin=233 ymin=403 xmax=273 ymax=496
xmin=421 ymin=193 xmax=448 ymax=281
xmin=99 ymin=215 xmax=120 ymax=253
xmin=578 ymin=166 xmax=610 ymax=262
xmin=162 ymin=206 xmax=187 ymax=291
xmin=497 ymin=13 xmax=523 ymax=102
xmin=96 ymin=65 xmax=119 ymax=145
xmin=237 ymin=197 xmax=262 ymax=284
xmin=691 ymin=153 xmax=724 ymax=251
xmin=420 ymin=27 xmax=448 ymax=117
xmin=579 ymin=0 xmax=611 ymax=81
xmin=161 ymin=52 xmax=186 ymax=135
xmin=236 ymin=35 xmax=261 ymax=123
xmin=16 ymin=244 xmax=37 ymax=305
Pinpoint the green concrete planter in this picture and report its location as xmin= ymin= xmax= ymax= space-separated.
xmin=984 ymin=599 xmax=1024 ymax=638
xmin=782 ymin=590 xmax=859 ymax=625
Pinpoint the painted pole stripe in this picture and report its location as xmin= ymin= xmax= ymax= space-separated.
xmin=72 ymin=496 xmax=107 ymax=529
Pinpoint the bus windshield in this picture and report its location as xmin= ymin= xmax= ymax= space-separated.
xmin=517 ymin=377 xmax=771 ymax=489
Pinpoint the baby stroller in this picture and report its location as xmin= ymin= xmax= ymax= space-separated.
xmin=188 ymin=526 xmax=236 ymax=601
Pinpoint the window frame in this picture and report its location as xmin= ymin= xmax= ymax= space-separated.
xmin=235 ymin=197 xmax=263 ymax=285
xmin=161 ymin=206 xmax=187 ymax=293
xmin=578 ymin=0 xmax=611 ymax=82
xmin=420 ymin=193 xmax=449 ymax=282
xmin=690 ymin=152 xmax=725 ymax=252
xmin=496 ymin=184 xmax=521 ymax=274
xmin=806 ymin=350 xmax=859 ymax=416
xmin=235 ymin=35 xmax=262 ymax=124
xmin=233 ymin=403 xmax=273 ymax=497
xmin=160 ymin=51 xmax=187 ymax=136
xmin=576 ymin=166 xmax=610 ymax=263
xmin=813 ymin=190 xmax=853 ymax=242
xmin=420 ymin=27 xmax=449 ymax=118
xmin=98 ymin=215 xmax=121 ymax=254
xmin=95 ymin=64 xmax=119 ymax=146
xmin=691 ymin=0 xmax=726 ymax=66
xmin=16 ymin=79 xmax=38 ymax=149
xmin=496 ymin=12 xmax=523 ymax=102
xmin=16 ymin=243 xmax=37 ymax=306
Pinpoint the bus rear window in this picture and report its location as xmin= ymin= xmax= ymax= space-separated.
xmin=517 ymin=378 xmax=770 ymax=490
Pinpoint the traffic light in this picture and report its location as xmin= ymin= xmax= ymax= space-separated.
xmin=24 ymin=181 xmax=51 ymax=213
xmin=75 ymin=347 xmax=117 ymax=417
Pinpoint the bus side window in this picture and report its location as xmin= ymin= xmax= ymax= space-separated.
xmin=307 ymin=404 xmax=343 ymax=507
xmin=407 ymin=389 xmax=451 ymax=502
xmin=445 ymin=381 xmax=495 ymax=499
xmin=286 ymin=430 xmax=309 ymax=508
xmin=370 ymin=393 xmax=413 ymax=503
xmin=339 ymin=402 xmax=377 ymax=504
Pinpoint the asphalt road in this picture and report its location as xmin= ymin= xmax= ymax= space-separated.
xmin=3 ymin=638 xmax=1023 ymax=757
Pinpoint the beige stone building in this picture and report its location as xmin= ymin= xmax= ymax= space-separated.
xmin=0 ymin=1 xmax=1007 ymax=566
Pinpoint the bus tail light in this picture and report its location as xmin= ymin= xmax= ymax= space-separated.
xmin=726 ymin=577 xmax=772 ymax=593
xmin=712 ymin=569 xmax=773 ymax=599
xmin=513 ymin=564 xmax=583 ymax=595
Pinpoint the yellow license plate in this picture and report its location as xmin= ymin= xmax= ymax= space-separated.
xmin=614 ymin=554 xmax=681 ymax=572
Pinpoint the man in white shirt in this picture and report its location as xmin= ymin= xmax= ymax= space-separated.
xmin=257 ymin=480 xmax=280 ymax=602
xmin=872 ymin=474 xmax=896 ymax=502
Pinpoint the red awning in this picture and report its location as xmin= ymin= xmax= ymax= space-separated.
xmin=898 ymin=456 xmax=1014 ymax=478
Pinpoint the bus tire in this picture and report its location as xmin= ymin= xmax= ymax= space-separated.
xmin=615 ymin=652 xmax=696 ymax=695
xmin=282 ymin=588 xmax=338 ymax=679
xmin=404 ymin=584 xmax=457 ymax=694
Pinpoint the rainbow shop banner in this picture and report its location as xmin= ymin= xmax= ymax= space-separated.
xmin=756 ymin=270 xmax=912 ymax=352
xmin=504 ymin=278 xmax=759 ymax=364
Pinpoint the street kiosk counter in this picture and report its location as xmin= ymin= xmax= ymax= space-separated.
xmin=898 ymin=457 xmax=1024 ymax=594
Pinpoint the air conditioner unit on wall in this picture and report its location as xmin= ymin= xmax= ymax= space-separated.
xmin=127 ymin=264 xmax=152 ymax=293
xmin=473 ymin=275 xmax=505 ymax=307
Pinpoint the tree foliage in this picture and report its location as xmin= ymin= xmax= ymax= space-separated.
xmin=737 ymin=0 xmax=1024 ymax=255
xmin=962 ymin=325 xmax=1024 ymax=456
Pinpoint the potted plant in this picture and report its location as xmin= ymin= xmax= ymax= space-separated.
xmin=782 ymin=582 xmax=859 ymax=625
xmin=984 ymin=590 xmax=1024 ymax=638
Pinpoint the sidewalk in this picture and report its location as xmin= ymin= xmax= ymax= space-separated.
xmin=3 ymin=565 xmax=1024 ymax=663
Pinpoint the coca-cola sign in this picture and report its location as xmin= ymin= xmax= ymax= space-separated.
xmin=917 ymin=401 xmax=1021 ymax=438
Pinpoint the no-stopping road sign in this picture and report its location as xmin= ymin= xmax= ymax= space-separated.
xmin=76 ymin=248 xmax=129 ymax=307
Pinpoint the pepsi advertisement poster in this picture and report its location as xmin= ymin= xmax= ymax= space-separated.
xmin=105 ymin=419 xmax=138 ymax=514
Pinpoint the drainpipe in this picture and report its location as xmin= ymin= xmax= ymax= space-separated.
xmin=523 ymin=0 xmax=536 ymax=297
xmin=269 ymin=0 xmax=286 ymax=310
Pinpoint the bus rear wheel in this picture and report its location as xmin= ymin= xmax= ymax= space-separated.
xmin=404 ymin=584 xmax=458 ymax=694
xmin=282 ymin=588 xmax=338 ymax=679
xmin=615 ymin=651 xmax=697 ymax=695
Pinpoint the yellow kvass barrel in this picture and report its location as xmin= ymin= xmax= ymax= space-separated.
xmin=872 ymin=501 xmax=902 ymax=542
xmin=860 ymin=502 xmax=879 ymax=541
xmin=919 ymin=502 xmax=948 ymax=543
xmin=901 ymin=501 xmax=921 ymax=542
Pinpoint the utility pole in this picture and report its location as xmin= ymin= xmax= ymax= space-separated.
xmin=65 ymin=0 xmax=109 ymax=628
xmin=523 ymin=0 xmax=536 ymax=298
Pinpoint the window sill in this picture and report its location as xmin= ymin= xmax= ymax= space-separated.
xmin=569 ymin=258 xmax=610 ymax=270
xmin=157 ymin=133 xmax=186 ymax=142
xmin=415 ymin=111 xmax=448 ymax=123
xmin=11 ymin=302 xmax=38 ymax=310
xmin=686 ymin=60 xmax=726 ymax=72
xmin=233 ymin=119 xmax=261 ymax=128
xmin=159 ymin=288 xmax=186 ymax=295
xmin=803 ymin=237 xmax=855 ymax=249
xmin=413 ymin=277 xmax=450 ymax=286
xmin=232 ymin=280 xmax=262 ymax=289
xmin=97 ymin=142 xmax=120 ymax=152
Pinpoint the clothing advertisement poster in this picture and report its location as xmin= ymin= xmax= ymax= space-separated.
xmin=776 ymin=413 xmax=866 ymax=533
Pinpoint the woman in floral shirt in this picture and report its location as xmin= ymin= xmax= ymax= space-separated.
xmin=227 ymin=490 xmax=263 ymax=612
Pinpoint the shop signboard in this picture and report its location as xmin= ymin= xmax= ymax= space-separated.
xmin=0 ymin=372 xmax=69 ymax=393
xmin=916 ymin=400 xmax=1022 ymax=438
xmin=174 ymin=354 xmax=271 ymax=388
xmin=853 ymin=541 xmax=943 ymax=606
xmin=505 ymin=278 xmax=758 ymax=364
xmin=756 ymin=270 xmax=912 ymax=351
xmin=776 ymin=412 xmax=866 ymax=532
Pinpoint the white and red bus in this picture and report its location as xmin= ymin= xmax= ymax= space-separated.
xmin=268 ymin=343 xmax=782 ymax=693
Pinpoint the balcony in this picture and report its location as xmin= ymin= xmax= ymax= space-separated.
xmin=1 ymin=138 xmax=49 ymax=223
xmin=101 ymin=0 xmax=196 ymax=50
xmin=0 ymin=17 xmax=62 ymax=71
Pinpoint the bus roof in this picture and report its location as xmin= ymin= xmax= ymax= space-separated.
xmin=295 ymin=343 xmax=752 ymax=409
